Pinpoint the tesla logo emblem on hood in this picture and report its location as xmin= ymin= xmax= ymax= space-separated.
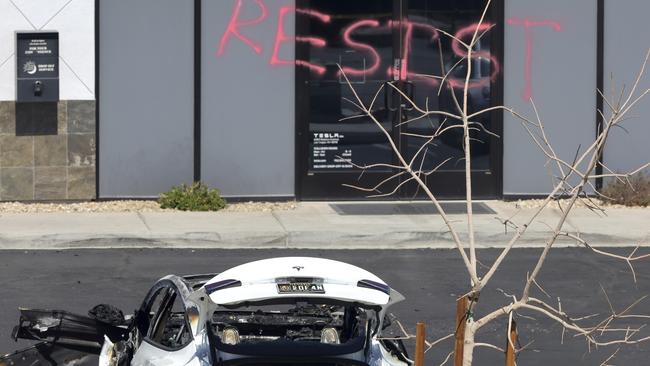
xmin=293 ymin=266 xmax=304 ymax=271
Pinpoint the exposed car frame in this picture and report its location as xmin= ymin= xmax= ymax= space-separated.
xmin=1 ymin=257 xmax=411 ymax=366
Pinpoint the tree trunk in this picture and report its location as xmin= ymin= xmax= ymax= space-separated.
xmin=462 ymin=323 xmax=476 ymax=366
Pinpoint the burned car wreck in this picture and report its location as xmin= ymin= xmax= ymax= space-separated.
xmin=1 ymin=257 xmax=411 ymax=365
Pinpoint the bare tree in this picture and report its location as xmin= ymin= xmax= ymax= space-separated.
xmin=338 ymin=1 xmax=650 ymax=364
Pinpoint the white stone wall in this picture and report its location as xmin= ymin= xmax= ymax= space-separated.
xmin=0 ymin=0 xmax=94 ymax=101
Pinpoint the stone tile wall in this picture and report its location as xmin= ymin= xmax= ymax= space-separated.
xmin=0 ymin=100 xmax=96 ymax=201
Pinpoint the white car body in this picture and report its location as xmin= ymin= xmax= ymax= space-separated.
xmin=5 ymin=257 xmax=411 ymax=366
xmin=205 ymin=257 xmax=393 ymax=306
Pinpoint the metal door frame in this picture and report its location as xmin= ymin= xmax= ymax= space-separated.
xmin=295 ymin=0 xmax=504 ymax=200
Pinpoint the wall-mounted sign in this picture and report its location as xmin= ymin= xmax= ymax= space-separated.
xmin=16 ymin=32 xmax=59 ymax=102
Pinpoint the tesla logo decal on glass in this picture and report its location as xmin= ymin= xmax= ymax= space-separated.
xmin=293 ymin=266 xmax=304 ymax=271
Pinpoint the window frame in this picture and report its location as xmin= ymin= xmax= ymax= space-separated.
xmin=142 ymin=282 xmax=195 ymax=352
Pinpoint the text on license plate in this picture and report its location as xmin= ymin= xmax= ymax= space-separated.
xmin=277 ymin=283 xmax=325 ymax=294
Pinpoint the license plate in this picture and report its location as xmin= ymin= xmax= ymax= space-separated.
xmin=277 ymin=283 xmax=325 ymax=294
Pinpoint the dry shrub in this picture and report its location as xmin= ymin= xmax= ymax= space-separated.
xmin=601 ymin=172 xmax=650 ymax=207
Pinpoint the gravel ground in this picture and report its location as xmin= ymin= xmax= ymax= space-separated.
xmin=508 ymin=198 xmax=645 ymax=210
xmin=0 ymin=200 xmax=298 ymax=213
xmin=0 ymin=199 xmax=643 ymax=214
xmin=222 ymin=201 xmax=298 ymax=212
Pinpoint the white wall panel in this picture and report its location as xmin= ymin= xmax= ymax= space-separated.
xmin=603 ymin=1 xmax=650 ymax=177
xmin=201 ymin=0 xmax=295 ymax=197
xmin=99 ymin=0 xmax=194 ymax=197
xmin=503 ymin=0 xmax=597 ymax=195
xmin=0 ymin=0 xmax=94 ymax=101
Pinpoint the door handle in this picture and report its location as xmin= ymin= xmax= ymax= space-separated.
xmin=384 ymin=81 xmax=415 ymax=112
xmin=384 ymin=81 xmax=399 ymax=112
xmin=402 ymin=81 xmax=415 ymax=111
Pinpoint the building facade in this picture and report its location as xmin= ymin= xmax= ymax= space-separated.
xmin=0 ymin=0 xmax=648 ymax=201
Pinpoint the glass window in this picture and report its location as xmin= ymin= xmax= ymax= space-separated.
xmin=305 ymin=0 xmax=395 ymax=172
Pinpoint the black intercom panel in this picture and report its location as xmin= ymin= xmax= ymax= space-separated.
xmin=16 ymin=32 xmax=59 ymax=102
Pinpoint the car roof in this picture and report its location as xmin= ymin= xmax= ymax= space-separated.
xmin=203 ymin=257 xmax=395 ymax=307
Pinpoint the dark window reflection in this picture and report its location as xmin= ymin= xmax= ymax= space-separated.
xmin=404 ymin=0 xmax=495 ymax=171
xmin=306 ymin=0 xmax=394 ymax=172
xmin=301 ymin=0 xmax=496 ymax=172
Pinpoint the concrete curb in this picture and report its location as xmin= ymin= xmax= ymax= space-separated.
xmin=0 ymin=202 xmax=647 ymax=250
xmin=0 ymin=231 xmax=645 ymax=250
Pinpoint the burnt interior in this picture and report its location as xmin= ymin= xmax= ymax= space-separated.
xmin=210 ymin=302 xmax=369 ymax=344
xmin=156 ymin=312 xmax=192 ymax=348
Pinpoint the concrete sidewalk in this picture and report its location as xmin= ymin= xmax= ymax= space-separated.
xmin=0 ymin=202 xmax=648 ymax=250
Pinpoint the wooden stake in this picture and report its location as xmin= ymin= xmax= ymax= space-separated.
xmin=505 ymin=320 xmax=517 ymax=366
xmin=454 ymin=296 xmax=469 ymax=366
xmin=415 ymin=322 xmax=426 ymax=366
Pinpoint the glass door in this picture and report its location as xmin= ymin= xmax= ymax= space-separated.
xmin=296 ymin=0 xmax=502 ymax=199
xmin=398 ymin=0 xmax=502 ymax=198
xmin=296 ymin=0 xmax=401 ymax=199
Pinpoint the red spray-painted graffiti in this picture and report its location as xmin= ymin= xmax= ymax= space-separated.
xmin=507 ymin=17 xmax=562 ymax=101
xmin=340 ymin=18 xmax=496 ymax=88
xmin=217 ymin=0 xmax=268 ymax=56
xmin=270 ymin=6 xmax=330 ymax=75
xmin=216 ymin=1 xmax=562 ymax=99
xmin=340 ymin=19 xmax=381 ymax=77
xmin=218 ymin=1 xmax=332 ymax=74
xmin=447 ymin=22 xmax=501 ymax=89
xmin=345 ymin=18 xmax=499 ymax=89
xmin=385 ymin=20 xmax=441 ymax=83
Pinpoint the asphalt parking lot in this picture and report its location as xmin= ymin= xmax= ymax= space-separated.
xmin=1 ymin=248 xmax=649 ymax=365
